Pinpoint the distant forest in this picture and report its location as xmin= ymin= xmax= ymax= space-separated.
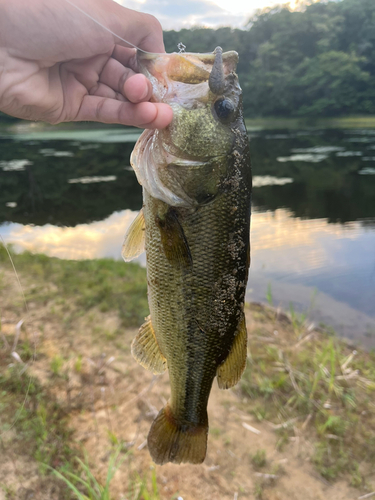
xmin=164 ymin=0 xmax=375 ymax=118
xmin=1 ymin=0 xmax=374 ymax=123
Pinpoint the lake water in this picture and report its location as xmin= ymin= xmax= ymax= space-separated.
xmin=0 ymin=124 xmax=374 ymax=348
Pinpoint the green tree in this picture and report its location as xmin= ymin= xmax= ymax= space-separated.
xmin=293 ymin=51 xmax=372 ymax=115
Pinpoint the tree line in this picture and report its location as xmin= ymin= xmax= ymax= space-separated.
xmin=1 ymin=0 xmax=374 ymax=122
xmin=164 ymin=0 xmax=375 ymax=118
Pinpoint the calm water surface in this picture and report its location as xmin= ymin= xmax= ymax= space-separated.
xmin=1 ymin=125 xmax=374 ymax=347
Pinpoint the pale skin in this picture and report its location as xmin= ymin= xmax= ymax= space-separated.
xmin=0 ymin=0 xmax=173 ymax=128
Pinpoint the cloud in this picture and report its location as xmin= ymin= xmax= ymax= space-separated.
xmin=118 ymin=0 xmax=327 ymax=29
xmin=118 ymin=0 xmax=254 ymax=29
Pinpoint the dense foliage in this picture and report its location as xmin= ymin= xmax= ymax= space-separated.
xmin=0 ymin=0 xmax=374 ymax=123
xmin=164 ymin=0 xmax=375 ymax=117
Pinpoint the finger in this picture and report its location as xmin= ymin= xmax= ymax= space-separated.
xmin=100 ymin=58 xmax=152 ymax=103
xmin=74 ymin=96 xmax=173 ymax=129
xmin=111 ymin=46 xmax=138 ymax=72
xmin=111 ymin=4 xmax=165 ymax=53
xmin=99 ymin=57 xmax=136 ymax=93
xmin=90 ymin=82 xmax=127 ymax=101
xmin=123 ymin=74 xmax=152 ymax=103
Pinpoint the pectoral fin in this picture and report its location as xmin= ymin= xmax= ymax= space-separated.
xmin=131 ymin=316 xmax=167 ymax=374
xmin=217 ymin=315 xmax=247 ymax=389
xmin=156 ymin=208 xmax=192 ymax=267
xmin=122 ymin=209 xmax=145 ymax=262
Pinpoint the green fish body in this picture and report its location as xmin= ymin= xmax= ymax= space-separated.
xmin=123 ymin=48 xmax=252 ymax=465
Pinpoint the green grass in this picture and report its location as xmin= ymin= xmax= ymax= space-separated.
xmin=0 ymin=244 xmax=148 ymax=328
xmin=0 ymin=365 xmax=76 ymax=496
xmin=51 ymin=447 xmax=124 ymax=500
xmin=0 ymin=245 xmax=177 ymax=499
xmin=241 ymin=303 xmax=375 ymax=483
xmin=2 ymin=245 xmax=374 ymax=493
xmin=53 ymin=454 xmax=173 ymax=500
xmin=0 ymin=346 xmax=169 ymax=500
xmin=50 ymin=354 xmax=65 ymax=377
xmin=251 ymin=449 xmax=267 ymax=469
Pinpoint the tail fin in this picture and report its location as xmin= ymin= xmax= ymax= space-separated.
xmin=147 ymin=404 xmax=208 ymax=465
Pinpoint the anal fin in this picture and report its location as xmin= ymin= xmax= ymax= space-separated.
xmin=217 ymin=314 xmax=248 ymax=389
xmin=131 ymin=316 xmax=167 ymax=374
xmin=122 ymin=209 xmax=145 ymax=262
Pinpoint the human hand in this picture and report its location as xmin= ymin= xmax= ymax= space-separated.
xmin=0 ymin=0 xmax=173 ymax=128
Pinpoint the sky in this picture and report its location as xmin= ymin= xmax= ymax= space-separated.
xmin=116 ymin=0 xmax=301 ymax=30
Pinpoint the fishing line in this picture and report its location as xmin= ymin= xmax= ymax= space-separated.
xmin=0 ymin=235 xmax=36 ymax=435
xmin=0 ymin=0 xmax=161 ymax=439
xmin=63 ymin=0 xmax=159 ymax=54
xmin=0 ymin=236 xmax=29 ymax=317
xmin=64 ymin=1 xmax=212 ymax=57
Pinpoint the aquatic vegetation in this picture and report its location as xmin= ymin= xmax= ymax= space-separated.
xmin=336 ymin=151 xmax=363 ymax=157
xmin=252 ymin=176 xmax=293 ymax=187
xmin=359 ymin=168 xmax=375 ymax=175
xmin=277 ymin=154 xmax=329 ymax=163
xmin=39 ymin=148 xmax=74 ymax=157
xmin=0 ymin=159 xmax=33 ymax=171
xmin=68 ymin=175 xmax=117 ymax=184
xmin=291 ymin=146 xmax=344 ymax=154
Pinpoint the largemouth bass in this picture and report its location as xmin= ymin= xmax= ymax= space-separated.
xmin=122 ymin=47 xmax=252 ymax=465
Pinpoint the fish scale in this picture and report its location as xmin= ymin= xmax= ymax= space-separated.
xmin=144 ymin=147 xmax=250 ymax=434
xmin=123 ymin=47 xmax=252 ymax=464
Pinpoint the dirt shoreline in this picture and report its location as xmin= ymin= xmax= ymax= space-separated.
xmin=1 ymin=253 xmax=374 ymax=499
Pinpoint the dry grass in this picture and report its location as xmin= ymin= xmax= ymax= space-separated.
xmin=1 ymin=245 xmax=375 ymax=498
xmin=241 ymin=303 xmax=375 ymax=487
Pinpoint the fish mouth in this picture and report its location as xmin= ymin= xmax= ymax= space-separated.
xmin=137 ymin=47 xmax=238 ymax=89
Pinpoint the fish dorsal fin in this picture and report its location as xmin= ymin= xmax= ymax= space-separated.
xmin=216 ymin=314 xmax=247 ymax=389
xmin=156 ymin=208 xmax=192 ymax=267
xmin=122 ymin=209 xmax=146 ymax=262
xmin=131 ymin=315 xmax=167 ymax=374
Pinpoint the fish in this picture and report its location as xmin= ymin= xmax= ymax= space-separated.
xmin=122 ymin=46 xmax=252 ymax=465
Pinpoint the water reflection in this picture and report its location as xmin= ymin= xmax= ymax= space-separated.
xmin=1 ymin=125 xmax=375 ymax=346
xmin=250 ymin=209 xmax=375 ymax=317
xmin=1 ymin=207 xmax=374 ymax=347
xmin=2 ymin=208 xmax=373 ymax=285
xmin=0 ymin=210 xmax=137 ymax=260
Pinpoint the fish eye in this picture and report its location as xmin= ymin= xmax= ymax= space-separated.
xmin=214 ymin=98 xmax=235 ymax=122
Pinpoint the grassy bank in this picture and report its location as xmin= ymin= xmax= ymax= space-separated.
xmin=1 ymin=247 xmax=374 ymax=499
xmin=0 ymin=246 xmax=148 ymax=329
xmin=242 ymin=304 xmax=375 ymax=489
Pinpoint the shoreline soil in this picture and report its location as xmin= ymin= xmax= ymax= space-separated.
xmin=0 ymin=249 xmax=374 ymax=499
